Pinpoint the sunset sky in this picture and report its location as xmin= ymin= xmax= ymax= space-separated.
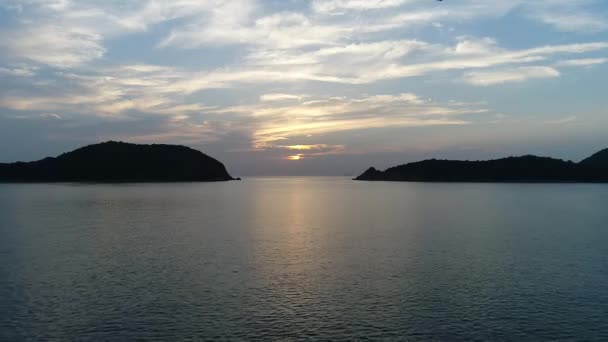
xmin=1 ymin=0 xmax=607 ymax=175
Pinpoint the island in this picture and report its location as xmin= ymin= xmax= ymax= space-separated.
xmin=0 ymin=141 xmax=237 ymax=182
xmin=355 ymin=148 xmax=608 ymax=183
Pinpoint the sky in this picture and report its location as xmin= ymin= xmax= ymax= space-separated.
xmin=0 ymin=0 xmax=607 ymax=176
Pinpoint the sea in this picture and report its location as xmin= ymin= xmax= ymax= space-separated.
xmin=1 ymin=177 xmax=607 ymax=340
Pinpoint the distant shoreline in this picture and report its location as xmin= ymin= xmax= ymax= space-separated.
xmin=355 ymin=149 xmax=608 ymax=183
xmin=0 ymin=141 xmax=237 ymax=183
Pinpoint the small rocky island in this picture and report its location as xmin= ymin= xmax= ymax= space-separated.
xmin=0 ymin=141 xmax=237 ymax=182
xmin=355 ymin=148 xmax=608 ymax=183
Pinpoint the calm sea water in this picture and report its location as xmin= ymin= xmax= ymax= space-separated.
xmin=1 ymin=177 xmax=607 ymax=341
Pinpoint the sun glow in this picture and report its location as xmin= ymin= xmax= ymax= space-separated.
xmin=286 ymin=145 xmax=314 ymax=150
xmin=287 ymin=155 xmax=302 ymax=160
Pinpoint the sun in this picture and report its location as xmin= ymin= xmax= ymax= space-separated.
xmin=287 ymin=155 xmax=302 ymax=161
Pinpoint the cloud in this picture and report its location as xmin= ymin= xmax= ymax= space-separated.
xmin=2 ymin=35 xmax=606 ymax=119
xmin=7 ymin=112 xmax=62 ymax=120
xmin=273 ymin=144 xmax=346 ymax=160
xmin=0 ymin=25 xmax=105 ymax=68
xmin=246 ymin=39 xmax=430 ymax=66
xmin=312 ymin=0 xmax=411 ymax=14
xmin=0 ymin=0 xmax=222 ymax=68
xmin=141 ymin=40 xmax=608 ymax=96
xmin=0 ymin=64 xmax=38 ymax=77
xmin=3 ymin=0 xmax=607 ymax=74
xmin=463 ymin=66 xmax=560 ymax=86
xmin=556 ymin=58 xmax=608 ymax=67
xmin=546 ymin=116 xmax=578 ymax=125
xmin=2 ymin=36 xmax=605 ymax=119
xmin=344 ymin=41 xmax=608 ymax=84
xmin=211 ymin=93 xmax=484 ymax=148
xmin=279 ymin=144 xmax=341 ymax=151
xmin=0 ymin=64 xmax=208 ymax=117
xmin=156 ymin=1 xmax=526 ymax=51
xmin=161 ymin=10 xmax=350 ymax=50
xmin=39 ymin=113 xmax=62 ymax=120
xmin=452 ymin=37 xmax=502 ymax=56
xmin=526 ymin=0 xmax=608 ymax=32
xmin=260 ymin=93 xmax=309 ymax=102
xmin=535 ymin=12 xmax=608 ymax=32
xmin=118 ymin=120 xmax=238 ymax=146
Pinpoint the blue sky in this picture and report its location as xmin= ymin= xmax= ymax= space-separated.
xmin=0 ymin=0 xmax=607 ymax=175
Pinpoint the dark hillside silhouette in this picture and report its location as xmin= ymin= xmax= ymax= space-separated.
xmin=0 ymin=141 xmax=236 ymax=182
xmin=580 ymin=148 xmax=608 ymax=168
xmin=355 ymin=150 xmax=608 ymax=183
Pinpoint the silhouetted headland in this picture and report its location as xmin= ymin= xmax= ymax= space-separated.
xmin=579 ymin=148 xmax=608 ymax=168
xmin=355 ymin=149 xmax=608 ymax=183
xmin=0 ymin=141 xmax=236 ymax=182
